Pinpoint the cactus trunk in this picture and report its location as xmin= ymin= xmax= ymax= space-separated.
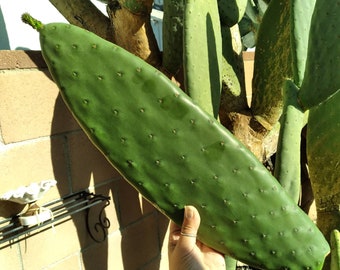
xmin=106 ymin=0 xmax=161 ymax=67
xmin=251 ymin=0 xmax=292 ymax=130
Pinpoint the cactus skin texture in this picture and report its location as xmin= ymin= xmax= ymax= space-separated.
xmin=298 ymin=0 xmax=340 ymax=109
xmin=274 ymin=80 xmax=305 ymax=204
xmin=23 ymin=16 xmax=330 ymax=269
xmin=183 ymin=0 xmax=222 ymax=118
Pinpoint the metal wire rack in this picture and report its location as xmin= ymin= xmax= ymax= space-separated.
xmin=0 ymin=191 xmax=111 ymax=249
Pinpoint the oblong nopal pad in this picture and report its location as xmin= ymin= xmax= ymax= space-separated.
xmin=39 ymin=23 xmax=329 ymax=269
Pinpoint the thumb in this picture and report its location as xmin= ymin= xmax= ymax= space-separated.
xmin=178 ymin=205 xmax=201 ymax=247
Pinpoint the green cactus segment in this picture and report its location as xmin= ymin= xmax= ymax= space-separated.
xmin=162 ymin=0 xmax=185 ymax=75
xmin=274 ymin=80 xmax=305 ymax=204
xmin=35 ymin=21 xmax=329 ymax=269
xmin=250 ymin=0 xmax=292 ymax=130
xmin=217 ymin=0 xmax=247 ymax=27
xmin=183 ymin=0 xmax=222 ymax=119
xmin=219 ymin=25 xmax=248 ymax=115
xmin=307 ymin=89 xmax=340 ymax=241
xmin=331 ymin=230 xmax=340 ymax=270
xmin=221 ymin=25 xmax=241 ymax=97
xmin=21 ymin=13 xmax=44 ymax=31
xmin=290 ymin=0 xmax=316 ymax=87
xmin=298 ymin=0 xmax=340 ymax=109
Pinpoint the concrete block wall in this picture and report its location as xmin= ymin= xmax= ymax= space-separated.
xmin=0 ymin=50 xmax=170 ymax=270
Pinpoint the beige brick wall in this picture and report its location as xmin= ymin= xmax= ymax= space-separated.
xmin=243 ymin=51 xmax=255 ymax=105
xmin=0 ymin=51 xmax=170 ymax=270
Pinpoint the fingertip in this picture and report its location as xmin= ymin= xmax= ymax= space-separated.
xmin=181 ymin=205 xmax=200 ymax=234
xmin=184 ymin=205 xmax=200 ymax=222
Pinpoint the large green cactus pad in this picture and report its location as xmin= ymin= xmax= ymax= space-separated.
xmin=25 ymin=17 xmax=329 ymax=269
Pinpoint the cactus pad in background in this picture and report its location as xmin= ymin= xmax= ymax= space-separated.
xmin=298 ymin=0 xmax=340 ymax=109
xmin=306 ymin=89 xmax=340 ymax=240
xmin=183 ymin=0 xmax=222 ymax=118
xmin=22 ymin=15 xmax=330 ymax=269
xmin=162 ymin=0 xmax=185 ymax=75
xmin=290 ymin=0 xmax=316 ymax=87
xmin=217 ymin=0 xmax=247 ymax=27
xmin=274 ymin=80 xmax=305 ymax=204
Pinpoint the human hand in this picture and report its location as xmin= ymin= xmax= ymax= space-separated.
xmin=168 ymin=205 xmax=226 ymax=270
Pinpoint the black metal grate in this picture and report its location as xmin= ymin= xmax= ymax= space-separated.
xmin=0 ymin=191 xmax=111 ymax=249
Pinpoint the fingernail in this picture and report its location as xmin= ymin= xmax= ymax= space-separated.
xmin=185 ymin=206 xmax=194 ymax=219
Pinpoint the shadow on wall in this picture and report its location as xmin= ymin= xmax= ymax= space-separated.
xmin=0 ymin=51 xmax=168 ymax=270
xmin=48 ymin=78 xmax=169 ymax=268
xmin=0 ymin=49 xmax=169 ymax=269
xmin=0 ymin=6 xmax=10 ymax=50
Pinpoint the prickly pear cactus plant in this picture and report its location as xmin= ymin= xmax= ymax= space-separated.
xmin=23 ymin=0 xmax=340 ymax=268
xmin=23 ymin=13 xmax=329 ymax=269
